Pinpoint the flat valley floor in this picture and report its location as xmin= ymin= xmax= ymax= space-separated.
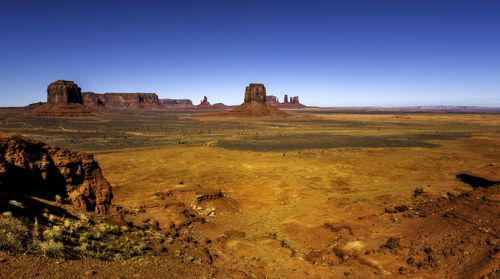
xmin=0 ymin=110 xmax=499 ymax=278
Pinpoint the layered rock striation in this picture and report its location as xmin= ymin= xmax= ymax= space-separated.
xmin=266 ymin=95 xmax=279 ymax=104
xmin=47 ymin=80 xmax=83 ymax=104
xmin=244 ymin=83 xmax=267 ymax=103
xmin=159 ymin=98 xmax=194 ymax=108
xmin=33 ymin=80 xmax=95 ymax=117
xmin=82 ymin=92 xmax=163 ymax=110
xmin=0 ymin=135 xmax=112 ymax=213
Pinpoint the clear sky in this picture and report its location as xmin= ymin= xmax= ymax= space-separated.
xmin=1 ymin=0 xmax=499 ymax=107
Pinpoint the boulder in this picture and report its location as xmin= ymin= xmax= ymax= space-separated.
xmin=47 ymin=80 xmax=83 ymax=104
xmin=0 ymin=135 xmax=112 ymax=214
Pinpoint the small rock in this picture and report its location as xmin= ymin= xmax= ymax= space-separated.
xmin=395 ymin=205 xmax=409 ymax=212
xmin=186 ymin=256 xmax=195 ymax=262
xmin=413 ymin=187 xmax=424 ymax=197
xmin=148 ymin=220 xmax=160 ymax=230
xmin=383 ymin=237 xmax=401 ymax=250
xmin=398 ymin=266 xmax=406 ymax=274
xmin=85 ymin=270 xmax=97 ymax=276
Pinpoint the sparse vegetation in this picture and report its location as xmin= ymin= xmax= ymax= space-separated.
xmin=0 ymin=216 xmax=31 ymax=253
xmin=0 ymin=212 xmax=168 ymax=260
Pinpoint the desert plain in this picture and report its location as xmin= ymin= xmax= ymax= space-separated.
xmin=0 ymin=108 xmax=498 ymax=278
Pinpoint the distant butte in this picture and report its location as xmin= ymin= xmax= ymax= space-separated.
xmin=266 ymin=93 xmax=305 ymax=108
xmin=159 ymin=98 xmax=194 ymax=108
xmin=82 ymin=92 xmax=163 ymax=110
xmin=32 ymin=80 xmax=95 ymax=117
xmin=244 ymin=83 xmax=267 ymax=103
xmin=197 ymin=96 xmax=211 ymax=107
xmin=47 ymin=80 xmax=84 ymax=104
xmin=204 ymin=83 xmax=289 ymax=118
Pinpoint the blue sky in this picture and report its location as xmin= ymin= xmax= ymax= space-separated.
xmin=1 ymin=0 xmax=499 ymax=107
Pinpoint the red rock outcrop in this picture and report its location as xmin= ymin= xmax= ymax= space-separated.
xmin=159 ymin=98 xmax=194 ymax=108
xmin=47 ymin=80 xmax=83 ymax=104
xmin=197 ymin=96 xmax=211 ymax=106
xmin=266 ymin=95 xmax=279 ymax=104
xmin=203 ymin=83 xmax=289 ymax=118
xmin=0 ymin=135 xmax=112 ymax=214
xmin=82 ymin=92 xmax=163 ymax=110
xmin=31 ymin=80 xmax=95 ymax=117
xmin=244 ymin=83 xmax=266 ymax=103
xmin=269 ymin=94 xmax=306 ymax=108
xmin=264 ymin=94 xmax=305 ymax=108
xmin=196 ymin=96 xmax=214 ymax=108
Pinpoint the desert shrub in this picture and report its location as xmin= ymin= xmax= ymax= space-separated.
xmin=0 ymin=216 xmax=31 ymax=253
xmin=36 ymin=240 xmax=65 ymax=258
xmin=43 ymin=226 xmax=63 ymax=240
xmin=0 ymin=213 xmax=164 ymax=261
xmin=54 ymin=195 xmax=62 ymax=203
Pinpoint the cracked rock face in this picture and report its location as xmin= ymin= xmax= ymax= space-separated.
xmin=244 ymin=83 xmax=267 ymax=103
xmin=0 ymin=135 xmax=112 ymax=214
xmin=47 ymin=80 xmax=83 ymax=104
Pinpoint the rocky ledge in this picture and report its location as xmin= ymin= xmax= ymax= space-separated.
xmin=0 ymin=135 xmax=112 ymax=214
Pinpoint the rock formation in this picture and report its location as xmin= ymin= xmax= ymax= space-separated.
xmin=198 ymin=96 xmax=211 ymax=106
xmin=196 ymin=96 xmax=214 ymax=108
xmin=205 ymin=83 xmax=289 ymax=118
xmin=159 ymin=98 xmax=194 ymax=108
xmin=32 ymin=80 xmax=95 ymax=117
xmin=0 ymin=135 xmax=112 ymax=213
xmin=47 ymin=80 xmax=83 ymax=104
xmin=244 ymin=83 xmax=266 ymax=103
xmin=264 ymin=94 xmax=305 ymax=108
xmin=82 ymin=92 xmax=163 ymax=110
xmin=266 ymin=95 xmax=279 ymax=104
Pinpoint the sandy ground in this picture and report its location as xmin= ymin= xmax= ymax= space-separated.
xmin=1 ymin=111 xmax=499 ymax=278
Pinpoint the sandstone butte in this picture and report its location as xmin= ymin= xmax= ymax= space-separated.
xmin=46 ymin=80 xmax=84 ymax=104
xmin=0 ymin=134 xmax=112 ymax=214
xmin=32 ymin=80 xmax=95 ymax=117
xmin=224 ymin=83 xmax=290 ymax=118
xmin=82 ymin=92 xmax=164 ymax=110
xmin=159 ymin=98 xmax=194 ymax=108
xmin=266 ymin=94 xmax=305 ymax=108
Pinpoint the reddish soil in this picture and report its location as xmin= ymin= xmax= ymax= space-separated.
xmin=200 ymin=101 xmax=290 ymax=119
xmin=31 ymin=103 xmax=96 ymax=117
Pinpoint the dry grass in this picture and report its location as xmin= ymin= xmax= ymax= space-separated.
xmin=0 ymin=213 xmax=167 ymax=260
